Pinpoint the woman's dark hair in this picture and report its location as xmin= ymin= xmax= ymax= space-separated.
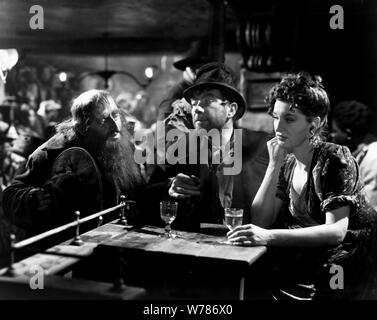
xmin=266 ymin=71 xmax=330 ymax=143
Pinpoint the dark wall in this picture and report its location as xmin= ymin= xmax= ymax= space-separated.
xmin=231 ymin=0 xmax=377 ymax=133
xmin=294 ymin=0 xmax=377 ymax=133
xmin=292 ymin=1 xmax=375 ymax=104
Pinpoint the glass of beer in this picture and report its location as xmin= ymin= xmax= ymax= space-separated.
xmin=224 ymin=208 xmax=243 ymax=231
xmin=160 ymin=201 xmax=178 ymax=238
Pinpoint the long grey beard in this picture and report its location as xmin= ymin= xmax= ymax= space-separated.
xmin=94 ymin=132 xmax=144 ymax=199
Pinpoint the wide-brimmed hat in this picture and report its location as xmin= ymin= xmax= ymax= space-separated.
xmin=173 ymin=39 xmax=211 ymax=71
xmin=183 ymin=62 xmax=246 ymax=120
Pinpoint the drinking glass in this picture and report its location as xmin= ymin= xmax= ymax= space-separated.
xmin=223 ymin=208 xmax=243 ymax=231
xmin=160 ymin=201 xmax=178 ymax=238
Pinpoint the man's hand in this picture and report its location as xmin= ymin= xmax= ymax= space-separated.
xmin=168 ymin=173 xmax=201 ymax=199
xmin=27 ymin=188 xmax=52 ymax=214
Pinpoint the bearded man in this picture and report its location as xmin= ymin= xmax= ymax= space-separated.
xmin=2 ymin=89 xmax=145 ymax=241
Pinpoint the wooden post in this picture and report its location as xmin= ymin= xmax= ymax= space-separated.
xmin=110 ymin=248 xmax=126 ymax=292
xmin=117 ymin=195 xmax=127 ymax=226
xmin=4 ymin=234 xmax=16 ymax=277
xmin=70 ymin=211 xmax=84 ymax=246
xmin=207 ymin=0 xmax=226 ymax=63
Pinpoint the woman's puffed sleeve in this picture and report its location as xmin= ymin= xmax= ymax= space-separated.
xmin=320 ymin=146 xmax=359 ymax=212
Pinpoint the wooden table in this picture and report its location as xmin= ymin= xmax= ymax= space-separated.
xmin=1 ymin=221 xmax=266 ymax=299
xmin=83 ymin=222 xmax=266 ymax=299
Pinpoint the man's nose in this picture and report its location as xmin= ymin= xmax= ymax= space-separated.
xmin=108 ymin=116 xmax=120 ymax=132
xmin=192 ymin=103 xmax=204 ymax=114
xmin=274 ymin=118 xmax=284 ymax=132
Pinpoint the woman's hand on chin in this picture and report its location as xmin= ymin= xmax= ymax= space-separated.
xmin=226 ymin=224 xmax=273 ymax=246
xmin=267 ymin=137 xmax=287 ymax=166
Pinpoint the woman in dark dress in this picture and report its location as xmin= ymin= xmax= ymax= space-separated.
xmin=228 ymin=72 xmax=377 ymax=299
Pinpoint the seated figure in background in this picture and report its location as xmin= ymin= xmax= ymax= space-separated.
xmin=331 ymin=100 xmax=377 ymax=211
xmin=157 ymin=38 xmax=211 ymax=121
xmin=37 ymin=99 xmax=63 ymax=138
xmin=0 ymin=135 xmax=18 ymax=189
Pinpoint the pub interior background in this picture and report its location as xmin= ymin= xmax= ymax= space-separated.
xmin=1 ymin=0 xmax=376 ymax=187
xmin=1 ymin=0 xmax=377 ymax=300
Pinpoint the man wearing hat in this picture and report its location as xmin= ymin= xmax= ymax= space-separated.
xmin=146 ymin=62 xmax=268 ymax=230
xmin=157 ymin=38 xmax=211 ymax=121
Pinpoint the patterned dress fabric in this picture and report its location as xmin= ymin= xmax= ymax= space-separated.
xmin=271 ymin=142 xmax=377 ymax=299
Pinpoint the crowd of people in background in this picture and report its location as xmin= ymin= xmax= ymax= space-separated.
xmin=0 ymin=63 xmax=159 ymax=190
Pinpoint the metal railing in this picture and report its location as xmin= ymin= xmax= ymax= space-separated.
xmin=5 ymin=195 xmax=132 ymax=277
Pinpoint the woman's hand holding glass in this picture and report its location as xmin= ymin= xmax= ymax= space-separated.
xmin=227 ymin=224 xmax=272 ymax=246
xmin=223 ymin=208 xmax=243 ymax=231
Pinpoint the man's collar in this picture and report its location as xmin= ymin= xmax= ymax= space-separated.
xmin=211 ymin=130 xmax=235 ymax=169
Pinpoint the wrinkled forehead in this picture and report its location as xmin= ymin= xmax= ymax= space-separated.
xmin=191 ymin=88 xmax=225 ymax=100
xmin=92 ymin=97 xmax=118 ymax=117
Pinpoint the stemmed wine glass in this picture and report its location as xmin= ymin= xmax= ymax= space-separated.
xmin=160 ymin=201 xmax=178 ymax=238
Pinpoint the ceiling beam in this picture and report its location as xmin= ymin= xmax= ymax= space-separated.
xmin=1 ymin=33 xmax=239 ymax=55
